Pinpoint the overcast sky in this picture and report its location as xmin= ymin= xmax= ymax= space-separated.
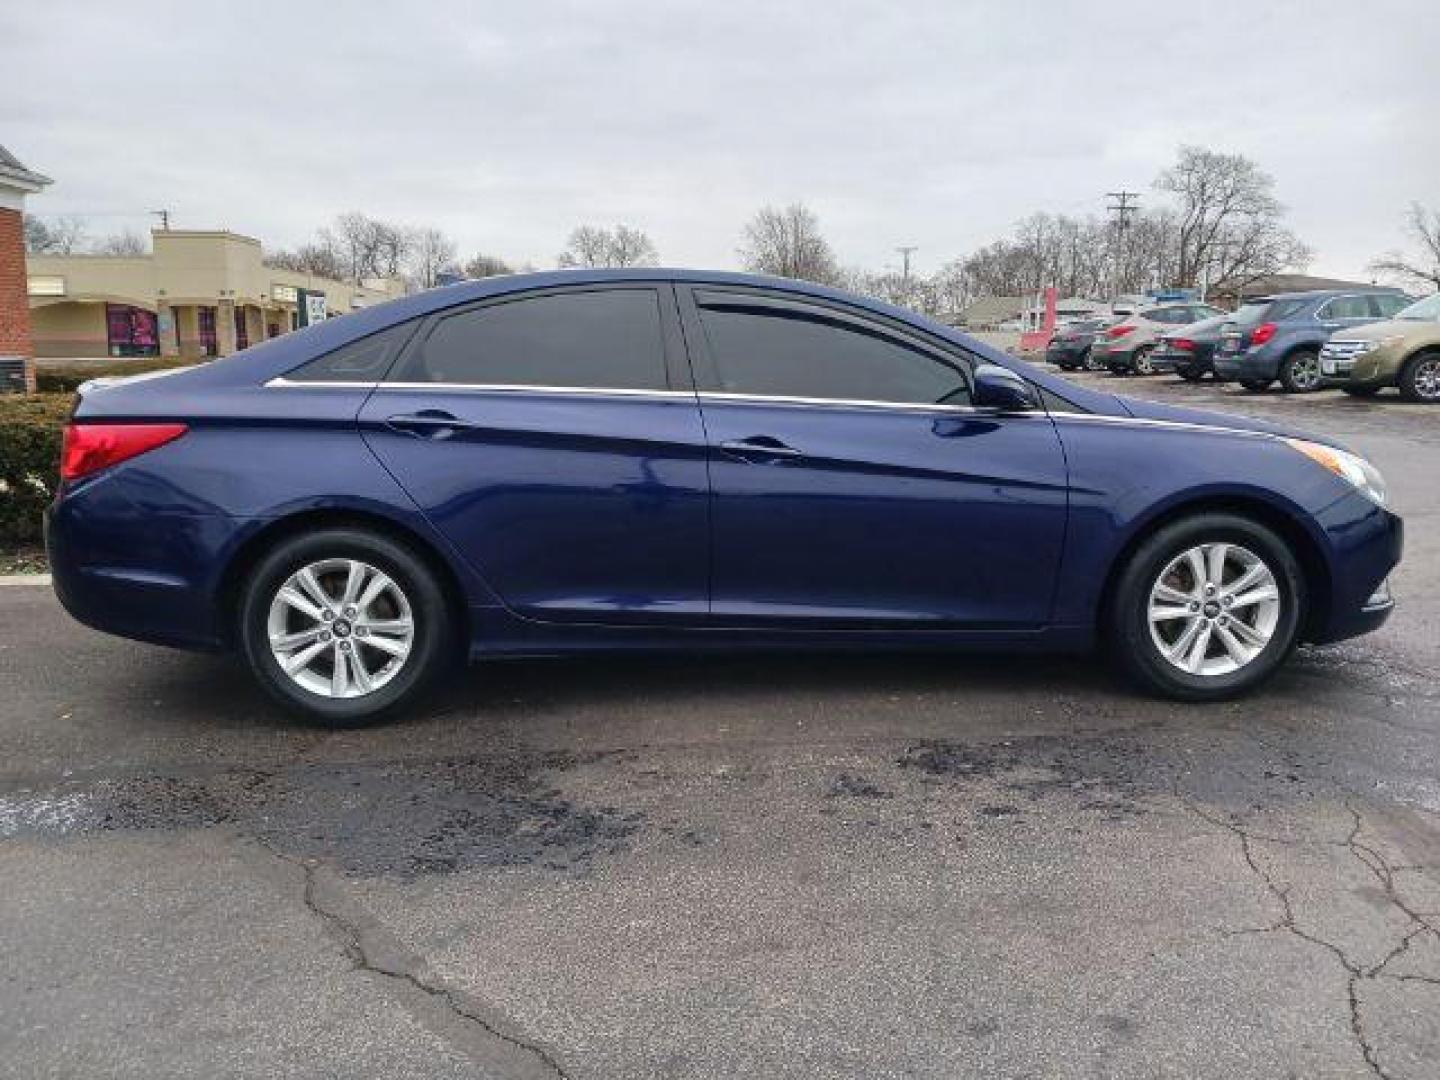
xmin=4 ymin=0 xmax=1437 ymax=280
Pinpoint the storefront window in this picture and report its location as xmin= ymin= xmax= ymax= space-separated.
xmin=105 ymin=304 xmax=160 ymax=358
xmin=198 ymin=307 xmax=218 ymax=356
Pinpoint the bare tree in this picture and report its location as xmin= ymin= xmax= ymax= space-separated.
xmin=24 ymin=215 xmax=87 ymax=254
xmin=324 ymin=212 xmax=413 ymax=283
xmin=739 ymin=204 xmax=839 ymax=284
xmin=265 ymin=239 xmax=346 ymax=280
xmin=463 ymin=253 xmax=513 ymax=278
xmin=557 ymin=224 xmax=658 ymax=268
xmin=1369 ymin=203 xmax=1440 ymax=291
xmin=1155 ymin=146 xmax=1309 ymax=288
xmin=407 ymin=226 xmax=460 ymax=289
xmin=93 ymin=229 xmax=149 ymax=256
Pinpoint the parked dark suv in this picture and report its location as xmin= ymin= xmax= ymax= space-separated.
xmin=1213 ymin=289 xmax=1413 ymax=393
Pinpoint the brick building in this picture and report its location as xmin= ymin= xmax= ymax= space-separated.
xmin=0 ymin=145 xmax=52 ymax=392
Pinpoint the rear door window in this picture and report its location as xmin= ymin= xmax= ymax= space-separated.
xmin=393 ymin=288 xmax=670 ymax=390
xmin=1318 ymin=295 xmax=1375 ymax=321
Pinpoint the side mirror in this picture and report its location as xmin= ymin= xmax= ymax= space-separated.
xmin=972 ymin=364 xmax=1039 ymax=413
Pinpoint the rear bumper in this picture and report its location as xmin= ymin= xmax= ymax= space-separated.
xmin=45 ymin=494 xmax=234 ymax=651
xmin=1213 ymin=349 xmax=1279 ymax=381
xmin=1045 ymin=342 xmax=1089 ymax=366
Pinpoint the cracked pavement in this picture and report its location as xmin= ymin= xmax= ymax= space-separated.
xmin=2 ymin=375 xmax=1439 ymax=1078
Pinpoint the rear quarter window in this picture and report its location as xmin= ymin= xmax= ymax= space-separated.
xmin=284 ymin=321 xmax=418 ymax=383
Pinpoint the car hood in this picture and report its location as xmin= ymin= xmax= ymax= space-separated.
xmin=1113 ymin=393 xmax=1324 ymax=443
xmin=1330 ymin=318 xmax=1440 ymax=343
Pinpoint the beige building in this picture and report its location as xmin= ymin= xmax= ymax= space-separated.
xmin=27 ymin=229 xmax=403 ymax=360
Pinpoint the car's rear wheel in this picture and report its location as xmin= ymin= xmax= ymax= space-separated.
xmin=1239 ymin=378 xmax=1272 ymax=392
xmin=1341 ymin=386 xmax=1381 ymax=398
xmin=1083 ymin=347 xmax=1104 ymax=372
xmin=1398 ymin=351 xmax=1440 ymax=403
xmin=1107 ymin=514 xmax=1304 ymax=701
xmin=1279 ymin=349 xmax=1322 ymax=393
xmin=239 ymin=527 xmax=456 ymax=726
xmin=1132 ymin=345 xmax=1156 ymax=375
xmin=1176 ymin=367 xmax=1205 ymax=383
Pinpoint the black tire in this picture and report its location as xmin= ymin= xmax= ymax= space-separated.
xmin=1176 ymin=368 xmax=1205 ymax=383
xmin=1278 ymin=348 xmax=1322 ymax=393
xmin=1082 ymin=347 xmax=1104 ymax=372
xmin=1132 ymin=345 xmax=1156 ymax=375
xmin=1398 ymin=351 xmax=1440 ymax=403
xmin=1107 ymin=513 xmax=1305 ymax=702
xmin=238 ymin=527 xmax=457 ymax=727
xmin=1341 ymin=386 xmax=1381 ymax=398
xmin=1239 ymin=378 xmax=1272 ymax=393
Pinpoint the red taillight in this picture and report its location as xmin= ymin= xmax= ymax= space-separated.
xmin=1250 ymin=322 xmax=1278 ymax=346
xmin=1105 ymin=324 xmax=1134 ymax=339
xmin=1172 ymin=338 xmax=1196 ymax=352
xmin=60 ymin=423 xmax=188 ymax=481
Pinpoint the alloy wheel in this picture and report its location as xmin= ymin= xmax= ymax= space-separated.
xmin=1147 ymin=542 xmax=1281 ymax=677
xmin=1287 ymin=352 xmax=1322 ymax=392
xmin=1134 ymin=347 xmax=1155 ymax=375
xmin=266 ymin=558 xmax=415 ymax=698
xmin=1413 ymin=356 xmax=1440 ymax=400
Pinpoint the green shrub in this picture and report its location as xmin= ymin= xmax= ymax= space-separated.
xmin=0 ymin=394 xmax=71 ymax=545
xmin=36 ymin=357 xmax=194 ymax=394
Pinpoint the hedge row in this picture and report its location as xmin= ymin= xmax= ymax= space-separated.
xmin=0 ymin=394 xmax=71 ymax=545
xmin=36 ymin=357 xmax=194 ymax=394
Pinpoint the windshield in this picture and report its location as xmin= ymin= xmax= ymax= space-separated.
xmin=1397 ymin=293 xmax=1440 ymax=321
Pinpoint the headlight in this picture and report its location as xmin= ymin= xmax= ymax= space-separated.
xmin=1285 ymin=439 xmax=1388 ymax=506
xmin=1355 ymin=335 xmax=1404 ymax=355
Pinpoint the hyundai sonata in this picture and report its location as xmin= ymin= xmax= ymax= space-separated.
xmin=46 ymin=270 xmax=1402 ymax=724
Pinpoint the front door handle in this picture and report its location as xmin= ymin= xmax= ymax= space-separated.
xmin=719 ymin=436 xmax=802 ymax=463
xmin=384 ymin=410 xmax=476 ymax=440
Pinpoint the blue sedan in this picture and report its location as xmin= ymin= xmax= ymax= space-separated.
xmin=46 ymin=270 xmax=1402 ymax=724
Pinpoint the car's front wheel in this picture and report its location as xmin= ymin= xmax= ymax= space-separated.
xmin=1107 ymin=514 xmax=1304 ymax=701
xmin=1398 ymin=351 xmax=1440 ymax=403
xmin=238 ymin=527 xmax=456 ymax=726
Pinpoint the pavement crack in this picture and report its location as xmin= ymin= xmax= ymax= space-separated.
xmin=1183 ymin=801 xmax=1399 ymax=1077
xmin=276 ymin=849 xmax=574 ymax=1080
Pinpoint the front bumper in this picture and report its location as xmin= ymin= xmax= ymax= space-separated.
xmin=1307 ymin=498 xmax=1404 ymax=645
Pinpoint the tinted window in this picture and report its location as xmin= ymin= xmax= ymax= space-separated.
xmin=1266 ymin=298 xmax=1311 ymax=322
xmin=396 ymin=289 xmax=668 ymax=389
xmin=286 ymin=322 xmax=418 ymax=382
xmin=1319 ymin=295 xmax=1374 ymax=320
xmin=1373 ymin=293 xmax=1412 ymax=317
xmin=696 ymin=296 xmax=969 ymax=406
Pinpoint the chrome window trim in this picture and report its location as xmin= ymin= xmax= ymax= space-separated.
xmin=264 ymin=377 xmax=694 ymax=399
xmin=696 ymin=390 xmax=1005 ymax=416
xmin=1050 ymin=411 xmax=1277 ymax=440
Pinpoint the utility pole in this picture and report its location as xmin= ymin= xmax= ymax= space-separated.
xmin=896 ymin=245 xmax=918 ymax=282
xmin=1106 ymin=191 xmax=1139 ymax=233
xmin=150 ymin=209 xmax=171 ymax=231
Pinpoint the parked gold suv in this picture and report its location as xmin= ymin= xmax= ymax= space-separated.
xmin=1320 ymin=293 xmax=1440 ymax=401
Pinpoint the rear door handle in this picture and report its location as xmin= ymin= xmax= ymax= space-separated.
xmin=719 ymin=436 xmax=802 ymax=463
xmin=384 ymin=410 xmax=477 ymax=440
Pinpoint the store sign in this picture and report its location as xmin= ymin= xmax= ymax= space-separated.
xmin=271 ymin=283 xmax=299 ymax=304
xmin=305 ymin=294 xmax=328 ymax=325
xmin=28 ymin=276 xmax=66 ymax=297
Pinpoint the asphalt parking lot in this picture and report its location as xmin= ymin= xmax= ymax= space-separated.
xmin=2 ymin=373 xmax=1438 ymax=1079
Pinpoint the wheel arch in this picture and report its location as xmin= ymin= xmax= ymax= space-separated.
xmin=1097 ymin=493 xmax=1333 ymax=643
xmin=216 ymin=507 xmax=471 ymax=650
